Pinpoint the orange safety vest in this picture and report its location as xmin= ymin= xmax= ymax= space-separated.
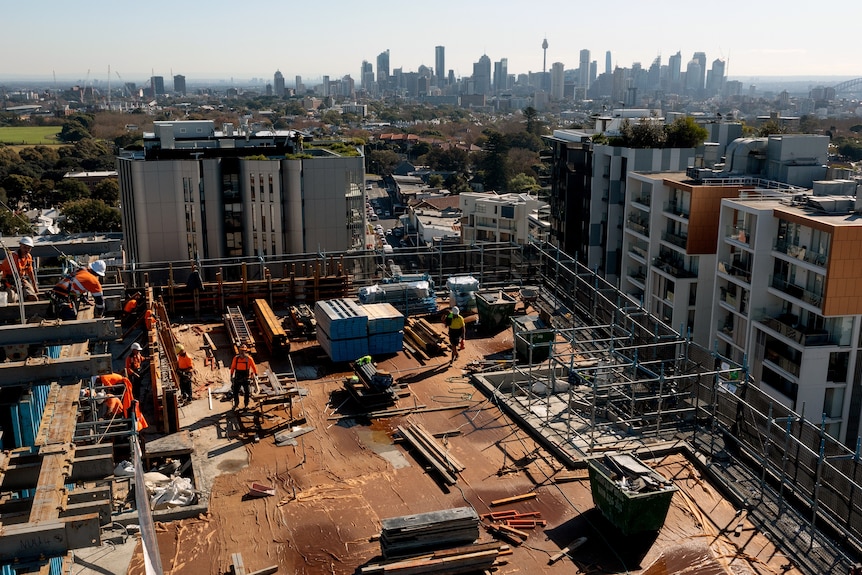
xmin=230 ymin=355 xmax=258 ymax=376
xmin=103 ymin=396 xmax=126 ymax=418
xmin=132 ymin=401 xmax=148 ymax=432
xmin=144 ymin=309 xmax=155 ymax=329
xmin=177 ymin=352 xmax=194 ymax=371
xmin=126 ymin=352 xmax=143 ymax=374
xmin=1 ymin=251 xmax=34 ymax=282
xmin=99 ymin=373 xmax=134 ymax=413
xmin=123 ymin=298 xmax=138 ymax=314
xmin=54 ymin=268 xmax=103 ymax=298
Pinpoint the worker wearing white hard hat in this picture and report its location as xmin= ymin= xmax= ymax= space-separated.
xmin=445 ymin=306 xmax=466 ymax=365
xmin=126 ymin=342 xmax=146 ymax=398
xmin=0 ymin=235 xmax=39 ymax=303
xmin=52 ymin=259 xmax=106 ymax=319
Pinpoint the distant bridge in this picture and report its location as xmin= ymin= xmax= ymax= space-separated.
xmin=833 ymin=77 xmax=862 ymax=94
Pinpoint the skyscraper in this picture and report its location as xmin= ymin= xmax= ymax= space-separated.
xmin=377 ymin=49 xmax=390 ymax=89
xmin=493 ymin=58 xmax=508 ymax=95
xmin=274 ymin=70 xmax=285 ymax=97
xmin=668 ymin=51 xmax=682 ymax=92
xmin=361 ymin=60 xmax=374 ymax=92
xmin=578 ymin=49 xmax=591 ymax=90
xmin=173 ymin=74 xmax=186 ymax=96
xmin=550 ymin=62 xmax=565 ymax=100
xmin=605 ymin=51 xmax=612 ymax=75
xmin=295 ymin=75 xmax=304 ymax=94
xmin=542 ymin=38 xmax=549 ymax=74
xmin=473 ymin=54 xmax=492 ymax=95
xmin=150 ymin=76 xmax=165 ymax=96
xmin=435 ymin=46 xmax=445 ymax=87
xmin=692 ymin=52 xmax=707 ymax=94
xmin=322 ymin=75 xmax=330 ymax=97
xmin=706 ymin=58 xmax=726 ymax=96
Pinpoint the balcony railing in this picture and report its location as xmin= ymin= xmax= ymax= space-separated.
xmin=663 ymin=200 xmax=690 ymax=218
xmin=652 ymin=257 xmax=697 ymax=279
xmin=718 ymin=261 xmax=752 ymax=283
xmin=758 ymin=314 xmax=834 ymax=346
xmin=773 ymin=241 xmax=828 ymax=267
xmin=626 ymin=218 xmax=649 ymax=236
xmin=661 ymin=230 xmax=688 ymax=249
xmin=726 ymin=225 xmax=751 ymax=245
xmin=629 ymin=245 xmax=648 ymax=260
xmin=770 ymin=275 xmax=823 ymax=307
xmin=631 ymin=192 xmax=651 ymax=207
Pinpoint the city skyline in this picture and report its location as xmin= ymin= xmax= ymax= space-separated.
xmin=2 ymin=0 xmax=860 ymax=85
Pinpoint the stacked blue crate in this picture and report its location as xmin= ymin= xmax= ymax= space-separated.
xmin=315 ymin=299 xmax=369 ymax=362
xmin=363 ymin=303 xmax=405 ymax=355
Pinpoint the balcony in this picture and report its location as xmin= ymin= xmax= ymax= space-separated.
xmin=626 ymin=217 xmax=649 ymax=236
xmin=770 ymin=275 xmax=823 ymax=307
xmin=631 ymin=192 xmax=651 ymax=207
xmin=763 ymin=348 xmax=801 ymax=377
xmin=718 ymin=261 xmax=752 ymax=283
xmin=629 ymin=245 xmax=648 ymax=261
xmin=652 ymin=256 xmax=697 ymax=279
xmin=726 ymin=225 xmax=751 ymax=246
xmin=773 ymin=240 xmax=828 ymax=267
xmin=758 ymin=314 xmax=834 ymax=346
xmin=663 ymin=200 xmax=689 ymax=218
xmin=661 ymin=230 xmax=688 ymax=249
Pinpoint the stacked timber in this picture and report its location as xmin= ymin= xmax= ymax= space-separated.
xmin=361 ymin=542 xmax=508 ymax=574
xmin=403 ymin=317 xmax=448 ymax=357
xmin=379 ymin=507 xmax=480 ymax=558
xmin=315 ymin=299 xmax=369 ymax=362
xmin=364 ymin=302 xmax=404 ymax=355
xmin=252 ymin=299 xmax=289 ymax=353
xmin=396 ymin=422 xmax=464 ymax=485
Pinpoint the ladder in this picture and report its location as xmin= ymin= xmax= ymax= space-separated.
xmin=224 ymin=306 xmax=256 ymax=354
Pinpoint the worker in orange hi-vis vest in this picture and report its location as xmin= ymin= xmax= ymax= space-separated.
xmin=230 ymin=345 xmax=258 ymax=410
xmin=52 ymin=260 xmax=106 ymax=320
xmin=93 ymin=373 xmax=135 ymax=416
xmin=1 ymin=236 xmax=40 ymax=302
xmin=176 ymin=344 xmax=195 ymax=403
xmin=97 ymin=393 xmax=126 ymax=419
xmin=126 ymin=342 xmax=146 ymax=398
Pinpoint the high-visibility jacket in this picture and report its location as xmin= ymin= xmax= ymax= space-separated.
xmin=102 ymin=396 xmax=125 ymax=418
xmin=230 ymin=354 xmax=258 ymax=377
xmin=132 ymin=401 xmax=148 ymax=432
xmin=98 ymin=373 xmax=134 ymax=414
xmin=177 ymin=352 xmax=194 ymax=371
xmin=447 ymin=314 xmax=465 ymax=331
xmin=0 ymin=250 xmax=35 ymax=284
xmin=54 ymin=268 xmax=104 ymax=313
xmin=123 ymin=298 xmax=138 ymax=314
xmin=144 ymin=309 xmax=155 ymax=329
xmin=126 ymin=352 xmax=143 ymax=375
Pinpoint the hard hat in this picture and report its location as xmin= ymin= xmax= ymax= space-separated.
xmin=175 ymin=344 xmax=185 ymax=353
xmin=131 ymin=342 xmax=142 ymax=351
xmin=19 ymin=236 xmax=34 ymax=247
xmin=452 ymin=306 xmax=460 ymax=315
xmin=89 ymin=260 xmax=106 ymax=277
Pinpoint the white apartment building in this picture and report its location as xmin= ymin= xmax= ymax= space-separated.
xmin=117 ymin=121 xmax=366 ymax=265
xmin=459 ymin=192 xmax=548 ymax=246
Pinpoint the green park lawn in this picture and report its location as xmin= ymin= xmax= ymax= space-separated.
xmin=0 ymin=126 xmax=62 ymax=145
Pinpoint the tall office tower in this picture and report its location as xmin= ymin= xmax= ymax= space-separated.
xmin=578 ymin=49 xmax=591 ymax=90
xmin=685 ymin=58 xmax=703 ymax=95
xmin=542 ymin=38 xmax=549 ymax=74
xmin=605 ymin=51 xmax=612 ymax=74
xmin=692 ymin=51 xmax=707 ymax=93
xmin=493 ymin=58 xmax=508 ymax=95
xmin=473 ymin=54 xmax=492 ymax=95
xmin=295 ymin=76 xmax=304 ymax=94
xmin=590 ymin=61 xmax=597 ymax=85
xmin=448 ymin=70 xmax=456 ymax=88
xmin=706 ymin=58 xmax=726 ymax=96
xmin=361 ymin=60 xmax=373 ymax=92
xmin=173 ymin=74 xmax=186 ymax=96
xmin=550 ymin=62 xmax=565 ymax=100
xmin=668 ymin=51 xmax=682 ymax=91
xmin=322 ymin=75 xmax=330 ymax=97
xmin=150 ymin=76 xmax=165 ymax=96
xmin=647 ymin=56 xmax=661 ymax=91
xmin=377 ymin=49 xmax=390 ymax=89
xmin=342 ymin=75 xmax=355 ymax=98
xmin=274 ymin=70 xmax=285 ymax=97
xmin=435 ymin=46 xmax=446 ymax=87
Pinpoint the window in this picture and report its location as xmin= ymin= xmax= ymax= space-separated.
xmin=250 ymin=175 xmax=256 ymax=201
xmin=827 ymin=352 xmax=849 ymax=383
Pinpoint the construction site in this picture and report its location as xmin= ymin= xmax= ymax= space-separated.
xmin=2 ymin=239 xmax=862 ymax=575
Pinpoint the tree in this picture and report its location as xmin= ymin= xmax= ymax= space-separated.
xmin=60 ymin=199 xmax=121 ymax=233
xmin=0 ymin=209 xmax=34 ymax=236
xmin=2 ymin=174 xmax=36 ymax=207
xmin=620 ymin=119 xmax=667 ymax=148
xmin=477 ymin=131 xmax=509 ymax=192
xmin=93 ymin=179 xmax=120 ymax=206
xmin=53 ymin=179 xmax=91 ymax=205
xmin=523 ymin=107 xmax=540 ymax=135
xmin=757 ymin=120 xmax=787 ymax=137
xmin=508 ymin=173 xmax=541 ymax=193
xmin=665 ymin=116 xmax=709 ymax=148
xmin=428 ymin=174 xmax=444 ymax=188
xmin=367 ymin=150 xmax=401 ymax=175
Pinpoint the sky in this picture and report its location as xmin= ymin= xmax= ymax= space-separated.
xmin=2 ymin=0 xmax=859 ymax=86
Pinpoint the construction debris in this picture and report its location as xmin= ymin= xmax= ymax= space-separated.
xmin=489 ymin=492 xmax=537 ymax=507
xmin=361 ymin=542 xmax=508 ymax=575
xmin=403 ymin=317 xmax=448 ymax=357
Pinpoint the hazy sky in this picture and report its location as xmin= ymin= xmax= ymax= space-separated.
xmin=3 ymin=0 xmax=859 ymax=85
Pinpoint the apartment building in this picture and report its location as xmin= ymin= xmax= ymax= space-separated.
xmin=459 ymin=192 xmax=549 ymax=246
xmin=715 ymin=181 xmax=862 ymax=444
xmin=117 ymin=120 xmax=366 ymax=265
